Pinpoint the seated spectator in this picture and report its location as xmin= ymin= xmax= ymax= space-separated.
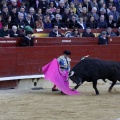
xmin=9 ymin=25 xmax=21 ymax=37
xmin=79 ymin=7 xmax=89 ymax=23
xmin=108 ymin=6 xmax=119 ymax=23
xmin=35 ymin=16 xmax=44 ymax=29
xmin=69 ymin=10 xmax=79 ymax=21
xmin=67 ymin=27 xmax=80 ymax=37
xmin=29 ymin=7 xmax=37 ymax=23
xmin=91 ymin=0 xmax=98 ymax=9
xmin=36 ymin=8 xmax=43 ymax=18
xmin=7 ymin=15 xmax=12 ymax=29
xmin=0 ymin=23 xmax=9 ymax=38
xmin=69 ymin=2 xmax=76 ymax=14
xmin=61 ymin=7 xmax=70 ymax=28
xmin=49 ymin=1 xmax=56 ymax=13
xmin=98 ymin=31 xmax=108 ymax=45
xmin=76 ymin=2 xmax=82 ymax=17
xmin=1 ymin=6 xmax=9 ymax=22
xmin=49 ymin=24 xmax=64 ymax=37
xmin=115 ymin=27 xmax=120 ymax=36
xmin=43 ymin=15 xmax=52 ymax=29
xmin=86 ymin=16 xmax=97 ymax=29
xmin=53 ymin=7 xmax=61 ymax=19
xmin=18 ymin=6 xmax=27 ymax=20
xmin=107 ymin=15 xmax=117 ymax=28
xmin=69 ymin=15 xmax=81 ymax=29
xmin=99 ymin=8 xmax=108 ymax=21
xmin=97 ymin=15 xmax=108 ymax=28
xmin=51 ymin=14 xmax=67 ymax=30
xmin=58 ymin=0 xmax=65 ymax=15
xmin=82 ymin=27 xmax=95 ymax=37
xmin=0 ymin=15 xmax=3 ymax=29
xmin=77 ymin=17 xmax=86 ymax=29
xmin=14 ymin=13 xmax=25 ymax=29
xmin=89 ymin=7 xmax=99 ymax=21
xmin=24 ymin=14 xmax=35 ymax=28
xmin=106 ymin=27 xmax=116 ymax=37
xmin=20 ymin=31 xmax=34 ymax=46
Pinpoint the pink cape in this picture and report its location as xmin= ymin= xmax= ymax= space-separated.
xmin=42 ymin=58 xmax=80 ymax=95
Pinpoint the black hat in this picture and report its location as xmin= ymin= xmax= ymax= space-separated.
xmin=63 ymin=50 xmax=71 ymax=55
xmin=26 ymin=31 xmax=33 ymax=35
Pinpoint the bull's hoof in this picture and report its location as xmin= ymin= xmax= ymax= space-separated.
xmin=96 ymin=92 xmax=99 ymax=95
xmin=108 ymin=89 xmax=111 ymax=93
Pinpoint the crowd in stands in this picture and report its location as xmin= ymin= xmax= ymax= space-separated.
xmin=0 ymin=0 xmax=120 ymax=45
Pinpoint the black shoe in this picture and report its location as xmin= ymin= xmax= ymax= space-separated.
xmin=52 ymin=89 xmax=59 ymax=91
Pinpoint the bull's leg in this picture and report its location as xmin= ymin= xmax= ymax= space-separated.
xmin=108 ymin=80 xmax=117 ymax=92
xmin=72 ymin=84 xmax=81 ymax=91
xmin=93 ymin=81 xmax=99 ymax=95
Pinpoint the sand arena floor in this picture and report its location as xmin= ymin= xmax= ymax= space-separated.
xmin=0 ymin=82 xmax=120 ymax=120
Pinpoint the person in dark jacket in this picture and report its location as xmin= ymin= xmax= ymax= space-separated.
xmin=82 ymin=27 xmax=95 ymax=37
xmin=9 ymin=25 xmax=21 ymax=37
xmin=0 ymin=22 xmax=9 ymax=38
xmin=98 ymin=31 xmax=108 ymax=45
xmin=20 ymin=31 xmax=34 ymax=46
xmin=115 ymin=27 xmax=120 ymax=36
xmin=49 ymin=24 xmax=64 ymax=37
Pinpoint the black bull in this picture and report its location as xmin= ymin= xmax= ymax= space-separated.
xmin=69 ymin=58 xmax=120 ymax=95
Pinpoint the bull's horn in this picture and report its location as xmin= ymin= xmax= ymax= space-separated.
xmin=69 ymin=71 xmax=74 ymax=76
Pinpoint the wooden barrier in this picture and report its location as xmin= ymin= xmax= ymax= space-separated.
xmin=33 ymin=28 xmax=118 ymax=37
xmin=0 ymin=37 xmax=120 ymax=47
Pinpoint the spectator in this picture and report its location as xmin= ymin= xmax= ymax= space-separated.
xmin=67 ymin=27 xmax=80 ymax=37
xmin=9 ymin=25 xmax=21 ymax=37
xmin=91 ymin=0 xmax=98 ymax=9
xmin=61 ymin=7 xmax=70 ymax=28
xmin=79 ymin=7 xmax=89 ymax=22
xmin=86 ymin=16 xmax=97 ymax=29
xmin=20 ymin=31 xmax=34 ymax=46
xmin=8 ymin=0 xmax=19 ymax=12
xmin=108 ymin=6 xmax=119 ymax=23
xmin=106 ymin=4 xmax=113 ymax=14
xmin=97 ymin=15 xmax=108 ymax=28
xmin=51 ymin=14 xmax=67 ymax=30
xmin=58 ymin=0 xmax=65 ymax=14
xmin=115 ymin=27 xmax=120 ymax=36
xmin=24 ymin=13 xmax=35 ymax=28
xmin=1 ymin=6 xmax=9 ymax=22
xmin=89 ymin=7 xmax=99 ymax=21
xmin=107 ymin=15 xmax=117 ymax=28
xmin=14 ymin=12 xmax=25 ymax=29
xmin=77 ymin=17 xmax=86 ymax=29
xmin=82 ymin=27 xmax=95 ymax=37
xmin=43 ymin=7 xmax=54 ymax=20
xmin=53 ymin=7 xmax=61 ymax=18
xmin=9 ymin=7 xmax=18 ymax=23
xmin=69 ymin=2 xmax=76 ymax=14
xmin=18 ymin=6 xmax=27 ymax=20
xmin=35 ymin=16 xmax=44 ymax=29
xmin=38 ymin=0 xmax=49 ymax=14
xmin=7 ymin=15 xmax=12 ymax=29
xmin=82 ymin=0 xmax=92 ymax=12
xmin=49 ymin=1 xmax=56 ymax=13
xmin=76 ymin=2 xmax=83 ymax=16
xmin=0 ymin=14 xmax=3 ymax=29
xmin=69 ymin=15 xmax=81 ymax=29
xmin=29 ymin=7 xmax=37 ymax=23
xmin=43 ymin=15 xmax=52 ymax=29
xmin=106 ymin=27 xmax=116 ymax=37
xmin=36 ymin=8 xmax=42 ymax=18
xmin=98 ymin=31 xmax=108 ymax=45
xmin=49 ymin=24 xmax=64 ymax=37
xmin=99 ymin=8 xmax=108 ymax=21
xmin=0 ymin=22 xmax=9 ymax=38
xmin=69 ymin=10 xmax=79 ymax=21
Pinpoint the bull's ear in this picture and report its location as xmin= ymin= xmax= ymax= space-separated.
xmin=69 ymin=71 xmax=74 ymax=76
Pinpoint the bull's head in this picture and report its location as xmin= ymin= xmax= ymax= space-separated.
xmin=69 ymin=71 xmax=82 ymax=85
